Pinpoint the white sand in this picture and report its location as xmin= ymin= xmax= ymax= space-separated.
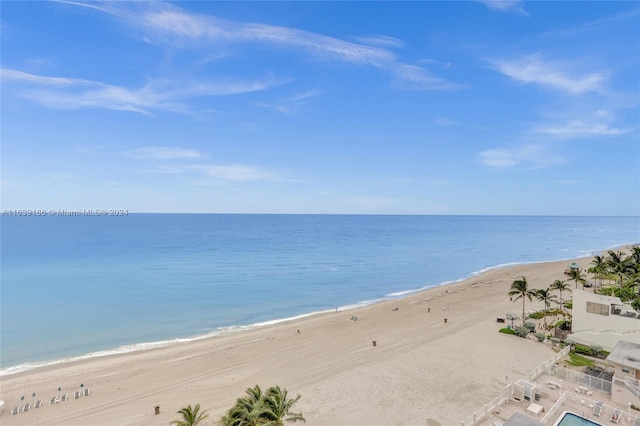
xmin=0 ymin=255 xmax=593 ymax=426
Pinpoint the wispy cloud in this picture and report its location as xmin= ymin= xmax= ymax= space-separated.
xmin=537 ymin=121 xmax=636 ymax=138
xmin=393 ymin=64 xmax=463 ymax=90
xmin=124 ymin=146 xmax=207 ymax=160
xmin=477 ymin=0 xmax=529 ymax=16
xmin=490 ymin=53 xmax=607 ymax=94
xmin=353 ymin=35 xmax=404 ymax=49
xmin=64 ymin=1 xmax=459 ymax=91
xmin=188 ymin=164 xmax=282 ymax=182
xmin=536 ymin=109 xmax=637 ymax=139
xmin=252 ymin=89 xmax=320 ymax=115
xmin=1 ymin=68 xmax=282 ymax=114
xmin=142 ymin=163 xmax=287 ymax=183
xmin=479 ymin=144 xmax=563 ymax=169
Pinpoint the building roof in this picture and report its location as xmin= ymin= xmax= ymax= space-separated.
xmin=504 ymin=412 xmax=545 ymax=426
xmin=606 ymin=339 xmax=640 ymax=370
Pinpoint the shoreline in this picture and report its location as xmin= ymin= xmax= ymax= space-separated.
xmin=0 ymin=248 xmax=628 ymax=425
xmin=1 ymin=243 xmax=632 ymax=379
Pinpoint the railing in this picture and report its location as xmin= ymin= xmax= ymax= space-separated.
xmin=625 ymin=376 xmax=640 ymax=399
xmin=540 ymin=390 xmax=569 ymax=423
xmin=542 ymin=392 xmax=640 ymax=424
xmin=545 ymin=364 xmax=612 ymax=394
xmin=460 ymin=346 xmax=571 ymax=426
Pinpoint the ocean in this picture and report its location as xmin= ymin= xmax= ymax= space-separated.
xmin=1 ymin=214 xmax=638 ymax=375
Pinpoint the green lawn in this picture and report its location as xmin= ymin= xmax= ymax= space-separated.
xmin=565 ymin=352 xmax=595 ymax=367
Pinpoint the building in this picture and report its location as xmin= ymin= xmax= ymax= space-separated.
xmin=605 ymin=340 xmax=640 ymax=407
xmin=569 ymin=289 xmax=640 ymax=351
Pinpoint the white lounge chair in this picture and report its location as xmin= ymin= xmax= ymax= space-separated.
xmin=34 ymin=400 xmax=42 ymax=408
xmin=60 ymin=393 xmax=68 ymax=403
xmin=74 ymin=391 xmax=81 ymax=399
xmin=22 ymin=402 xmax=31 ymax=412
xmin=49 ymin=397 xmax=57 ymax=405
xmin=611 ymin=409 xmax=622 ymax=424
xmin=84 ymin=388 xmax=91 ymax=397
xmin=11 ymin=406 xmax=19 ymax=415
xmin=592 ymin=401 xmax=603 ymax=416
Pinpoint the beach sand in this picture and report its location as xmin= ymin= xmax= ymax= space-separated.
xmin=0 ymin=255 xmax=592 ymax=426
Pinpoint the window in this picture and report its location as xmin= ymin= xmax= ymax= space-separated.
xmin=586 ymin=302 xmax=609 ymax=316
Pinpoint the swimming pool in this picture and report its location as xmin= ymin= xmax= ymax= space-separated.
xmin=553 ymin=411 xmax=604 ymax=426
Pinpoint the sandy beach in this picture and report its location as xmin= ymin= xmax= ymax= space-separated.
xmin=0 ymin=255 xmax=594 ymax=426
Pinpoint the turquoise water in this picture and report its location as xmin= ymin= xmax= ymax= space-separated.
xmin=1 ymin=214 xmax=638 ymax=373
xmin=555 ymin=412 xmax=603 ymax=426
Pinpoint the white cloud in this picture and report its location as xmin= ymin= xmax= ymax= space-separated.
xmin=142 ymin=163 xmax=285 ymax=183
xmin=490 ymin=54 xmax=607 ymax=94
xmin=252 ymin=89 xmax=320 ymax=115
xmin=2 ymin=68 xmax=282 ymax=114
xmin=477 ymin=0 xmax=528 ymax=16
xmin=189 ymin=164 xmax=281 ymax=182
xmin=479 ymin=144 xmax=563 ymax=169
xmin=536 ymin=120 xmax=636 ymax=138
xmin=353 ymin=35 xmax=405 ymax=49
xmin=64 ymin=1 xmax=459 ymax=91
xmin=393 ymin=64 xmax=464 ymax=90
xmin=124 ymin=147 xmax=206 ymax=160
xmin=535 ymin=109 xmax=637 ymax=139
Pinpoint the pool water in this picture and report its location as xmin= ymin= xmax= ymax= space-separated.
xmin=554 ymin=412 xmax=603 ymax=426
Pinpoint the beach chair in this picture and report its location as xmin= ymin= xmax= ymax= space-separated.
xmin=22 ymin=402 xmax=31 ymax=413
xmin=611 ymin=409 xmax=622 ymax=424
xmin=49 ymin=397 xmax=56 ymax=405
xmin=34 ymin=400 xmax=42 ymax=408
xmin=84 ymin=388 xmax=91 ymax=397
xmin=74 ymin=390 xmax=81 ymax=399
xmin=592 ymin=401 xmax=603 ymax=416
xmin=633 ymin=416 xmax=640 ymax=426
xmin=11 ymin=406 xmax=19 ymax=415
xmin=60 ymin=393 xmax=68 ymax=403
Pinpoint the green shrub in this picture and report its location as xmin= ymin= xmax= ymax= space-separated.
xmin=499 ymin=327 xmax=515 ymax=335
xmin=590 ymin=345 xmax=603 ymax=356
xmin=513 ymin=326 xmax=529 ymax=338
xmin=523 ymin=321 xmax=536 ymax=332
xmin=564 ymin=302 xmax=572 ymax=310
xmin=550 ymin=337 xmax=560 ymax=345
xmin=534 ymin=332 xmax=546 ymax=342
xmin=572 ymin=343 xmax=592 ymax=356
xmin=527 ymin=312 xmax=545 ymax=319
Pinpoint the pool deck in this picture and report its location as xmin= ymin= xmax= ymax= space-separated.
xmin=476 ymin=372 xmax=639 ymax=425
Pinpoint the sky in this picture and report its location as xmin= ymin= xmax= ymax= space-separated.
xmin=1 ymin=1 xmax=639 ymax=215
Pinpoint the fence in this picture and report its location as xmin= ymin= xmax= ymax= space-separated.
xmin=541 ymin=391 xmax=640 ymax=424
xmin=460 ymin=346 xmax=571 ymax=426
xmin=545 ymin=364 xmax=612 ymax=394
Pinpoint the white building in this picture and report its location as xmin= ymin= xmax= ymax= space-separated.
xmin=605 ymin=340 xmax=640 ymax=407
xmin=568 ymin=289 xmax=640 ymax=351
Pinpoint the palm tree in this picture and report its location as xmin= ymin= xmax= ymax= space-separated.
xmin=535 ymin=288 xmax=558 ymax=330
xmin=588 ymin=255 xmax=606 ymax=288
xmin=606 ymin=250 xmax=633 ymax=288
xmin=508 ymin=276 xmax=536 ymax=326
xmin=262 ymin=386 xmax=306 ymax=425
xmin=567 ymin=268 xmax=586 ymax=289
xmin=630 ymin=246 xmax=640 ymax=265
xmin=171 ymin=404 xmax=209 ymax=426
xmin=221 ymin=385 xmax=269 ymax=426
xmin=550 ymin=279 xmax=571 ymax=307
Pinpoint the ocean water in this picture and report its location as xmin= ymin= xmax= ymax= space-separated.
xmin=1 ymin=214 xmax=638 ymax=374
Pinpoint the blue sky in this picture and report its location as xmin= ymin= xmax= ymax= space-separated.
xmin=2 ymin=1 xmax=639 ymax=215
